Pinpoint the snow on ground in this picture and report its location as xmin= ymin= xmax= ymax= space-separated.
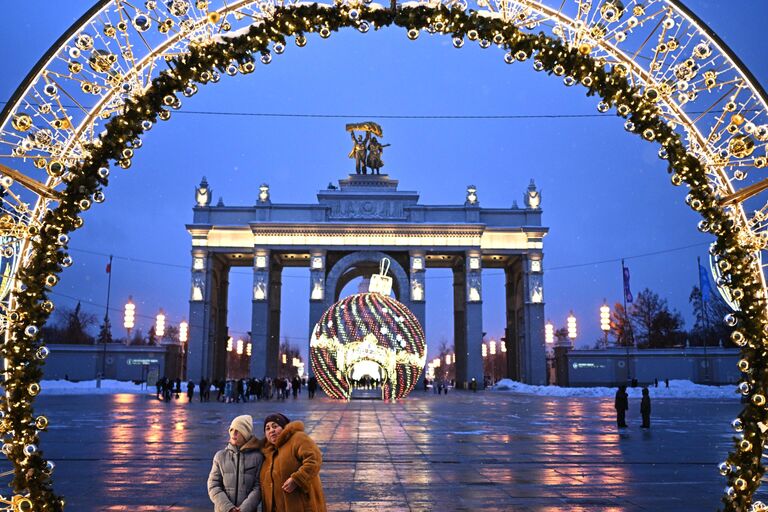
xmin=37 ymin=379 xmax=149 ymax=395
xmin=26 ymin=378 xmax=740 ymax=399
xmin=491 ymin=378 xmax=739 ymax=399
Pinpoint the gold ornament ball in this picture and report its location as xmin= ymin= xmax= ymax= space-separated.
xmin=729 ymin=135 xmax=755 ymax=158
xmin=11 ymin=114 xmax=33 ymax=132
xmin=12 ymin=495 xmax=33 ymax=512
xmin=27 ymin=383 xmax=40 ymax=397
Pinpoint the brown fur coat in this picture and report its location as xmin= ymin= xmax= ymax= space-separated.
xmin=260 ymin=421 xmax=327 ymax=512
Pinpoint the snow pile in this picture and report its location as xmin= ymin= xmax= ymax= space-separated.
xmin=491 ymin=378 xmax=739 ymax=399
xmin=36 ymin=379 xmax=149 ymax=395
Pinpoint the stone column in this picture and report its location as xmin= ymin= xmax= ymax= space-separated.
xmin=409 ymin=252 xmax=426 ymax=388
xmin=453 ymin=251 xmax=484 ymax=389
xmin=522 ymin=253 xmax=546 ymax=385
xmin=452 ymin=264 xmax=467 ymax=388
xmin=504 ymin=261 xmax=522 ymax=381
xmin=188 ymin=250 xmax=228 ymax=382
xmin=250 ymin=249 xmax=271 ymax=378
xmin=211 ymin=260 xmax=230 ymax=381
xmin=307 ymin=251 xmax=327 ymax=377
xmin=464 ymin=251 xmax=484 ymax=388
xmin=187 ymin=249 xmax=210 ymax=382
xmin=266 ymin=263 xmax=283 ymax=378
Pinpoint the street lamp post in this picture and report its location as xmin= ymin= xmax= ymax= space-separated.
xmin=567 ymin=312 xmax=577 ymax=345
xmin=489 ymin=339 xmax=497 ymax=383
xmin=155 ymin=310 xmax=166 ymax=338
xmin=123 ymin=297 xmax=135 ymax=342
xmin=179 ymin=320 xmax=188 ymax=380
xmin=600 ymin=302 xmax=610 ymax=348
xmin=545 ymin=321 xmax=554 ymax=385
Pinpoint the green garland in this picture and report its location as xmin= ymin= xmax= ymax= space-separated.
xmin=2 ymin=3 xmax=763 ymax=510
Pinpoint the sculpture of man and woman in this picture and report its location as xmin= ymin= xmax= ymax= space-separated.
xmin=349 ymin=130 xmax=390 ymax=175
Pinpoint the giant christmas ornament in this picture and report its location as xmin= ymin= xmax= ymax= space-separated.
xmin=310 ymin=292 xmax=426 ymax=401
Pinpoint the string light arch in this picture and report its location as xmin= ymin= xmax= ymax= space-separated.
xmin=0 ymin=0 xmax=766 ymax=509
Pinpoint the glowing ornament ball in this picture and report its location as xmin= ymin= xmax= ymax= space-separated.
xmin=310 ymin=292 xmax=426 ymax=401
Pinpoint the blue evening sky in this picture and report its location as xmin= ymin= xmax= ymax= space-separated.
xmin=1 ymin=1 xmax=766 ymax=364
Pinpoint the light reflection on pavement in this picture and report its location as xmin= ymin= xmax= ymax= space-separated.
xmin=4 ymin=390 xmax=742 ymax=511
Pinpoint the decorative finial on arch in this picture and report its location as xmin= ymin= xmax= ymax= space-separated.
xmin=525 ymin=179 xmax=540 ymax=209
xmin=196 ymin=176 xmax=211 ymax=207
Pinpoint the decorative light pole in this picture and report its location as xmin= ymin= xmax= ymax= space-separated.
xmin=600 ymin=301 xmax=611 ymax=348
xmin=155 ymin=309 xmax=166 ymax=339
xmin=179 ymin=320 xmax=188 ymax=380
xmin=123 ymin=297 xmax=135 ymax=341
xmin=567 ymin=312 xmax=577 ymax=346
xmin=489 ymin=339 xmax=497 ymax=382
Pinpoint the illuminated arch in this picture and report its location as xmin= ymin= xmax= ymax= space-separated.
xmin=325 ymin=250 xmax=410 ymax=301
xmin=0 ymin=0 xmax=766 ymax=509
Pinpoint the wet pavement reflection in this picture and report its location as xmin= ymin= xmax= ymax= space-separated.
xmin=2 ymin=391 xmax=741 ymax=511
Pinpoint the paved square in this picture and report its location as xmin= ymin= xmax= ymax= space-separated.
xmin=8 ymin=390 xmax=741 ymax=511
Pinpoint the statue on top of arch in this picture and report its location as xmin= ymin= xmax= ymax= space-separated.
xmin=347 ymin=122 xmax=391 ymax=175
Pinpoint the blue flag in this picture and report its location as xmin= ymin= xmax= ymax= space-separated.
xmin=623 ymin=265 xmax=633 ymax=303
xmin=699 ymin=263 xmax=712 ymax=303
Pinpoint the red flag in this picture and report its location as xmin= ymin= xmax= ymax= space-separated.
xmin=106 ymin=262 xmax=111 ymax=274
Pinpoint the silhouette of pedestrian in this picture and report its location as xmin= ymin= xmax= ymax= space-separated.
xmin=308 ymin=376 xmax=317 ymax=399
xmin=641 ymin=388 xmax=651 ymax=428
xmin=664 ymin=378 xmax=669 ymax=388
xmin=186 ymin=380 xmax=195 ymax=401
xmin=615 ymin=385 xmax=629 ymax=428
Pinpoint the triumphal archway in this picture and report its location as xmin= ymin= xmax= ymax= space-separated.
xmin=186 ymin=125 xmax=548 ymax=386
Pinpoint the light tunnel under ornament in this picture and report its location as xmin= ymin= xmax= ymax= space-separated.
xmin=309 ymin=292 xmax=426 ymax=401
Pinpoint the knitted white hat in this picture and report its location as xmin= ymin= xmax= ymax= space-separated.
xmin=229 ymin=415 xmax=253 ymax=440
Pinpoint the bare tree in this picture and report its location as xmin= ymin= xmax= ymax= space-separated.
xmin=689 ymin=285 xmax=733 ymax=347
xmin=42 ymin=302 xmax=97 ymax=344
xmin=610 ymin=302 xmax=633 ymax=347
xmin=629 ymin=289 xmax=684 ymax=348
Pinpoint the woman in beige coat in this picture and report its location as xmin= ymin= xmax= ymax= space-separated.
xmin=208 ymin=414 xmax=263 ymax=512
xmin=260 ymin=413 xmax=327 ymax=512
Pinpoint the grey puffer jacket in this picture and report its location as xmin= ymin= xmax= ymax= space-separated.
xmin=208 ymin=436 xmax=263 ymax=512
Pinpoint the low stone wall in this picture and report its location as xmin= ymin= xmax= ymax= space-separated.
xmin=556 ymin=347 xmax=740 ymax=386
xmin=42 ymin=343 xmax=182 ymax=381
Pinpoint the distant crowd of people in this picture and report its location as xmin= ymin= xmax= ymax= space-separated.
xmin=155 ymin=375 xmax=319 ymax=403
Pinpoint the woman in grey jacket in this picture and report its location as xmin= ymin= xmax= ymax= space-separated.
xmin=208 ymin=414 xmax=263 ymax=512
